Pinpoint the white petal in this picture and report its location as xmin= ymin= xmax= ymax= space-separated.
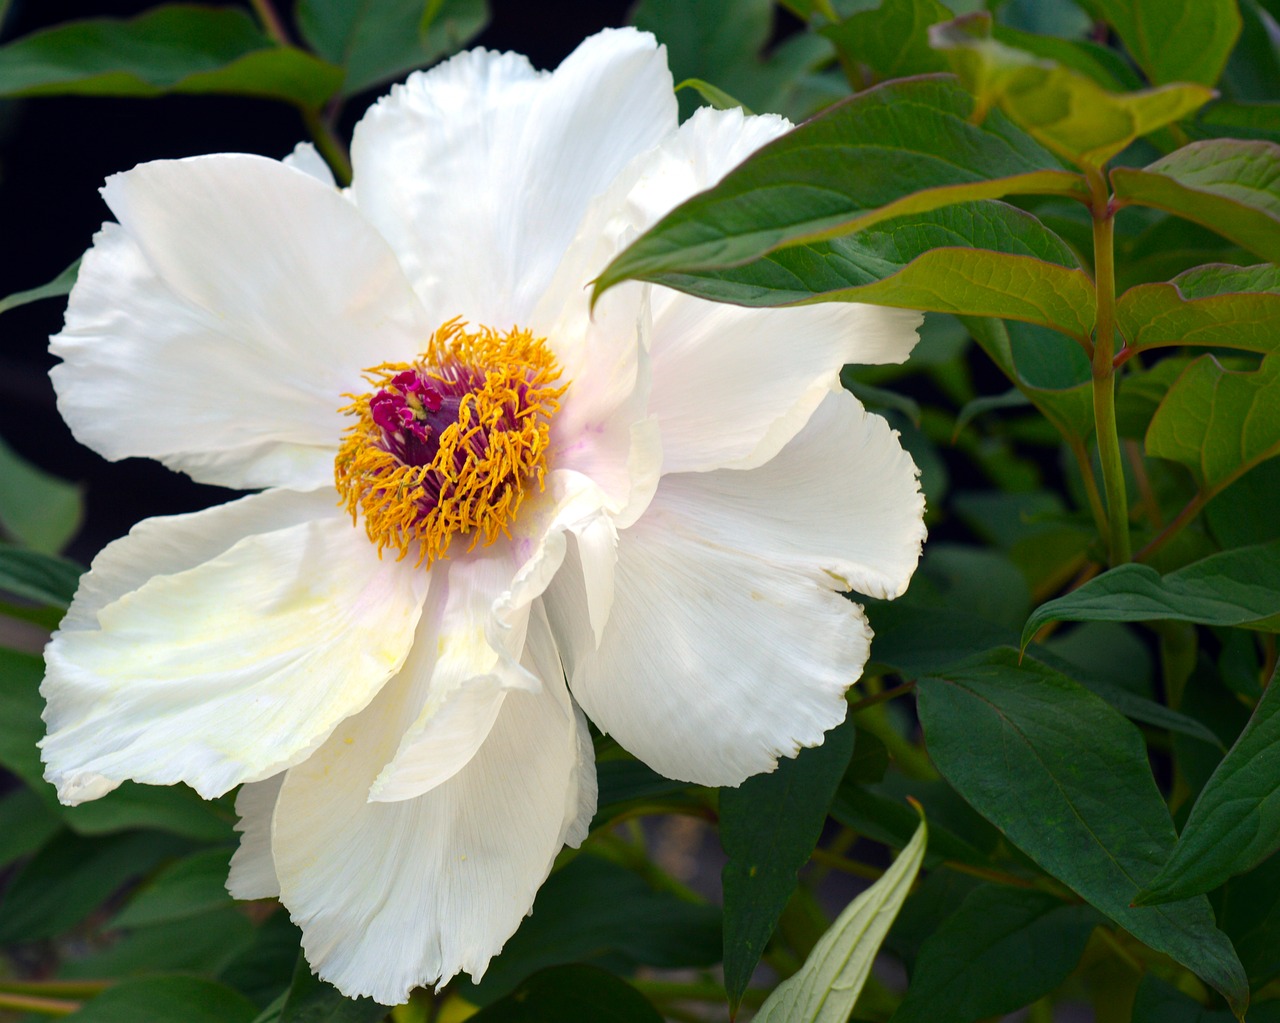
xmin=272 ymin=609 xmax=594 ymax=1003
xmin=547 ymin=414 xmax=911 ymax=783
xmin=41 ymin=499 xmax=428 ymax=802
xmin=658 ymin=390 xmax=926 ymax=600
xmin=635 ymin=107 xmax=922 ymax=473
xmin=51 ymin=154 xmax=434 ymax=490
xmin=349 ymin=28 xmax=676 ymax=326
xmin=227 ymin=773 xmax=284 ymax=900
xmin=368 ymin=549 xmax=536 ymax=803
xmin=283 ymin=141 xmax=336 ymax=186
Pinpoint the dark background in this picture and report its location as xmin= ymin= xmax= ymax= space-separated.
xmin=0 ymin=1 xmax=638 ymax=563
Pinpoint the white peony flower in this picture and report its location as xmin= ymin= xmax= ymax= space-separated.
xmin=40 ymin=28 xmax=926 ymax=1004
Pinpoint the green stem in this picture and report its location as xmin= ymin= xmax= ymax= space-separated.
xmin=0 ymin=981 xmax=111 ymax=999
xmin=847 ymin=679 xmax=915 ymax=714
xmin=1069 ymin=436 xmax=1109 ymax=540
xmin=247 ymin=0 xmax=292 ymax=45
xmin=301 ymin=106 xmax=354 ymax=186
xmin=0 ymin=992 xmax=79 ymax=1016
xmin=1088 ymin=176 xmax=1131 ymax=565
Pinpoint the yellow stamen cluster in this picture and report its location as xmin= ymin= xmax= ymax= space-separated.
xmin=334 ymin=319 xmax=566 ymax=566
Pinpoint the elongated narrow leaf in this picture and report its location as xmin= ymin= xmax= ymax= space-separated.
xmin=1138 ymin=665 xmax=1280 ymax=904
xmin=721 ymin=719 xmax=854 ymax=1009
xmin=650 ymin=201 xmax=1096 ymax=340
xmin=1087 ymin=0 xmax=1242 ymax=87
xmin=0 ymin=6 xmax=343 ymax=108
xmin=891 ymin=884 xmax=1101 ymax=1023
xmin=1023 ymin=541 xmax=1280 ymax=645
xmin=295 ymin=0 xmax=487 ymax=97
xmin=1147 ymin=354 xmax=1280 ymax=492
xmin=1117 ymin=264 xmax=1280 ymax=356
xmin=753 ymin=810 xmax=927 ymax=1023
xmin=1112 ymin=140 xmax=1280 ymax=263
xmin=468 ymin=965 xmax=661 ymax=1023
xmin=917 ymin=650 xmax=1249 ymax=1013
xmin=0 ymin=259 xmax=79 ymax=316
xmin=930 ymin=14 xmax=1214 ymax=168
xmin=593 ymin=75 xmax=1086 ymax=299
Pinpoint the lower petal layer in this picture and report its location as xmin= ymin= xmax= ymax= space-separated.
xmin=271 ymin=608 xmax=594 ymax=1003
xmin=42 ymin=493 xmax=428 ymax=802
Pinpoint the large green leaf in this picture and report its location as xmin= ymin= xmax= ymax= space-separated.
xmin=1146 ymin=353 xmax=1280 ymax=492
xmin=592 ymin=75 xmax=1086 ymax=299
xmin=821 ymin=0 xmax=952 ymax=82
xmin=0 ymin=829 xmax=190 ymax=943
xmin=0 ymin=545 xmax=82 ymax=607
xmin=0 ymin=436 xmax=83 ymax=554
xmin=644 ymin=202 xmax=1096 ymax=342
xmin=0 ymin=6 xmax=343 ymax=108
xmin=990 ymin=22 xmax=1144 ymax=92
xmin=916 ymin=650 xmax=1249 ymax=1013
xmin=1221 ymin=855 xmax=1280 ymax=987
xmin=1116 ymin=263 xmax=1280 ymax=356
xmin=0 ymin=787 xmax=61 ymax=868
xmin=720 ymin=719 xmax=854 ymax=1009
xmin=275 ymin=955 xmax=388 ymax=1023
xmin=890 ymin=884 xmax=1100 ymax=1023
xmin=1022 ymin=541 xmax=1280 ymax=645
xmin=65 ymin=976 xmax=258 ymax=1023
xmin=1112 ymin=140 xmax=1280 ymax=263
xmin=64 ymin=907 xmax=256 ymax=980
xmin=633 ymin=0 xmax=830 ymax=118
xmin=1085 ymin=0 xmax=1242 ymax=86
xmin=112 ymin=848 xmax=236 ymax=928
xmin=930 ymin=14 xmax=1214 ymax=168
xmin=467 ymin=965 xmax=661 ymax=1023
xmin=461 ymin=854 xmax=721 ymax=1004
xmin=1137 ymin=665 xmax=1280 ymax=904
xmin=295 ymin=0 xmax=488 ymax=97
xmin=753 ymin=811 xmax=927 ymax=1023
xmin=1131 ymin=976 xmax=1280 ymax=1023
xmin=1191 ymin=100 xmax=1280 ymax=146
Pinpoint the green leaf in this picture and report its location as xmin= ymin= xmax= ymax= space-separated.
xmin=65 ymin=907 xmax=257 ymax=980
xmin=592 ymin=75 xmax=1087 ymax=300
xmin=0 ymin=646 xmax=54 ymax=792
xmin=1221 ymin=855 xmax=1280 ymax=987
xmin=468 ymin=965 xmax=661 ymax=1023
xmin=1023 ymin=541 xmax=1280 ymax=645
xmin=461 ymin=854 xmax=721 ymax=1004
xmin=295 ymin=0 xmax=488 ymax=98
xmin=753 ymin=809 xmax=926 ymax=1023
xmin=66 ymin=976 xmax=258 ymax=1023
xmin=0 ymin=786 xmax=61 ymax=868
xmin=720 ymin=719 xmax=855 ymax=1009
xmin=1191 ymin=100 xmax=1280 ymax=146
xmin=930 ymin=13 xmax=1215 ymax=168
xmin=1086 ymin=0 xmax=1242 ymax=86
xmin=276 ymin=955 xmax=388 ymax=1023
xmin=632 ymin=0 xmax=830 ymax=118
xmin=1146 ymin=353 xmax=1280 ymax=493
xmin=821 ymin=0 xmax=952 ymax=82
xmin=591 ymin=756 xmax=696 ymax=827
xmin=0 ymin=258 xmax=79 ymax=316
xmin=638 ymin=202 xmax=1097 ymax=342
xmin=0 ymin=436 xmax=83 ymax=554
xmin=112 ymin=848 xmax=235 ymax=928
xmin=0 ymin=829 xmax=190 ymax=943
xmin=0 ymin=6 xmax=343 ymax=108
xmin=1116 ymin=263 xmax=1280 ymax=356
xmin=916 ymin=649 xmax=1249 ymax=1013
xmin=0 ymin=544 xmax=82 ymax=607
xmin=953 ymin=387 xmax=1032 ymax=437
xmin=61 ymin=782 xmax=235 ymax=842
xmin=963 ymin=318 xmax=1095 ymax=441
xmin=890 ymin=884 xmax=1101 ymax=1023
xmin=1137 ymin=664 xmax=1280 ymax=904
xmin=1131 ymin=975 xmax=1280 ymax=1023
xmin=990 ymin=23 xmax=1144 ymax=92
xmin=1111 ymin=140 xmax=1280 ymax=263
xmin=1223 ymin=0 xmax=1280 ymax=102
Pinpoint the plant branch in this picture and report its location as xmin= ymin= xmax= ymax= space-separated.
xmin=0 ymin=992 xmax=79 ymax=1016
xmin=1068 ymin=436 xmax=1108 ymax=540
xmin=1088 ymin=173 xmax=1131 ymax=565
xmin=848 ymin=679 xmax=916 ymax=714
xmin=248 ymin=0 xmax=292 ymax=45
xmin=1134 ymin=489 xmax=1212 ymax=563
